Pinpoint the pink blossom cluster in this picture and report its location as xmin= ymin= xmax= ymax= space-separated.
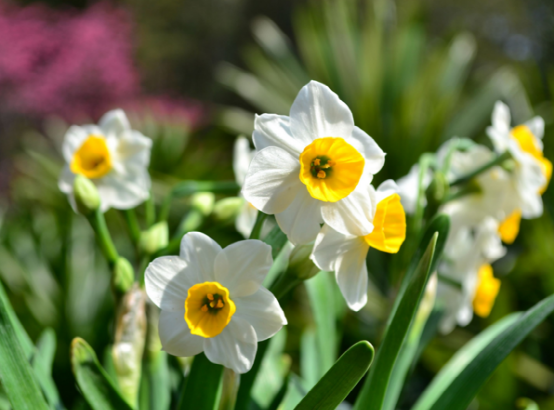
xmin=0 ymin=1 xmax=140 ymax=120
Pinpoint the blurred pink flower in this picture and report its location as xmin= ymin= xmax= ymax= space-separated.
xmin=0 ymin=1 xmax=139 ymax=119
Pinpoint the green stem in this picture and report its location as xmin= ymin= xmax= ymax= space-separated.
xmin=87 ymin=209 xmax=119 ymax=267
xmin=437 ymin=273 xmax=463 ymax=290
xmin=450 ymin=151 xmax=512 ymax=187
xmin=443 ymin=184 xmax=481 ymax=204
xmin=123 ymin=209 xmax=142 ymax=244
xmin=413 ymin=154 xmax=436 ymax=233
xmin=249 ymin=212 xmax=268 ymax=240
xmin=145 ymin=194 xmax=156 ymax=227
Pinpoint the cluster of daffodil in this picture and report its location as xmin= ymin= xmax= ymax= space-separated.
xmin=398 ymin=101 xmax=551 ymax=334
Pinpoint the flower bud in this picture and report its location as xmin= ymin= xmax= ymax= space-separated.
xmin=112 ymin=257 xmax=135 ymax=297
xmin=112 ymin=284 xmax=146 ymax=408
xmin=190 ymin=192 xmax=215 ymax=216
xmin=73 ymin=175 xmax=100 ymax=215
xmin=212 ymin=197 xmax=244 ymax=222
xmin=288 ymin=244 xmax=319 ymax=281
xmin=425 ymin=170 xmax=449 ymax=206
xmin=139 ymin=221 xmax=169 ymax=255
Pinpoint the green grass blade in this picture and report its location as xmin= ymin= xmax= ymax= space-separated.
xmin=178 ymin=353 xmax=224 ymax=410
xmin=70 ymin=338 xmax=133 ymax=410
xmin=422 ymin=294 xmax=554 ymax=410
xmin=354 ymin=233 xmax=438 ymax=410
xmin=0 ymin=281 xmax=49 ymax=410
xmin=294 ymin=341 xmax=375 ymax=410
xmin=33 ymin=328 xmax=63 ymax=409
xmin=412 ymin=312 xmax=521 ymax=410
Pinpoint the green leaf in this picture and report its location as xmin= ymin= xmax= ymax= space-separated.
xmin=295 ymin=341 xmax=375 ymax=410
xmin=263 ymin=224 xmax=289 ymax=260
xmin=354 ymin=233 xmax=438 ymax=410
xmin=70 ymin=338 xmax=133 ymax=410
xmin=412 ymin=312 xmax=520 ymax=410
xmin=178 ymin=353 xmax=223 ymax=410
xmin=0 ymin=282 xmax=49 ymax=410
xmin=33 ymin=329 xmax=63 ymax=409
xmin=234 ymin=340 xmax=270 ymax=410
xmin=420 ymin=294 xmax=554 ymax=410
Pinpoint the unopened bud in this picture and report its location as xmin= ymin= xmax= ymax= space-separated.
xmin=112 ymin=257 xmax=134 ymax=297
xmin=73 ymin=175 xmax=100 ymax=215
xmin=139 ymin=221 xmax=169 ymax=255
xmin=190 ymin=192 xmax=215 ymax=216
xmin=213 ymin=197 xmax=244 ymax=222
xmin=288 ymin=244 xmax=319 ymax=280
xmin=426 ymin=171 xmax=449 ymax=205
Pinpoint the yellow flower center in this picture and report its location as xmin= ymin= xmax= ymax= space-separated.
xmin=299 ymin=137 xmax=365 ymax=202
xmin=364 ymin=193 xmax=406 ymax=253
xmin=184 ymin=282 xmax=236 ymax=338
xmin=498 ymin=209 xmax=521 ymax=244
xmin=511 ymin=125 xmax=552 ymax=193
xmin=70 ymin=135 xmax=112 ymax=179
xmin=472 ymin=264 xmax=501 ymax=318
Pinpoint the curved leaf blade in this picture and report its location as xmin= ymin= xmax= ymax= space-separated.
xmin=295 ymin=341 xmax=375 ymax=410
xmin=178 ymin=353 xmax=224 ymax=410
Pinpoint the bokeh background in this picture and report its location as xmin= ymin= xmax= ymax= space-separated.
xmin=1 ymin=0 xmax=554 ymax=408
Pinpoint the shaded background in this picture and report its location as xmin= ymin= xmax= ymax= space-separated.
xmin=1 ymin=0 xmax=554 ymax=408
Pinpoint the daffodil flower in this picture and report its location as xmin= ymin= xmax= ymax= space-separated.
xmin=144 ymin=232 xmax=287 ymax=374
xmin=437 ymin=217 xmax=505 ymax=334
xmin=310 ymin=181 xmax=406 ymax=311
xmin=396 ymin=164 xmax=432 ymax=214
xmin=59 ymin=109 xmax=152 ymax=212
xmin=233 ymin=136 xmax=260 ymax=237
xmin=486 ymin=101 xmax=551 ymax=219
xmin=242 ymin=81 xmax=385 ymax=245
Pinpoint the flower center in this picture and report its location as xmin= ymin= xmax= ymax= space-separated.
xmin=184 ymin=281 xmax=236 ymax=338
xmin=364 ymin=193 xmax=406 ymax=253
xmin=70 ymin=135 xmax=112 ymax=179
xmin=472 ymin=264 xmax=501 ymax=318
xmin=299 ymin=137 xmax=365 ymax=202
xmin=498 ymin=209 xmax=521 ymax=244
xmin=510 ymin=125 xmax=552 ymax=193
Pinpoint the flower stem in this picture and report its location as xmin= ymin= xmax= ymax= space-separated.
xmin=450 ymin=151 xmax=512 ymax=187
xmin=87 ymin=209 xmax=119 ymax=267
xmin=123 ymin=209 xmax=141 ymax=244
xmin=145 ymin=194 xmax=156 ymax=227
xmin=249 ymin=212 xmax=268 ymax=240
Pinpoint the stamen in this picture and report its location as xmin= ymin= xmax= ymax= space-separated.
xmin=201 ymin=305 xmax=208 ymax=312
xmin=327 ymin=160 xmax=336 ymax=167
xmin=209 ymin=301 xmax=216 ymax=308
xmin=317 ymin=170 xmax=326 ymax=179
xmin=216 ymin=299 xmax=224 ymax=308
xmin=207 ymin=294 xmax=214 ymax=300
xmin=313 ymin=159 xmax=321 ymax=166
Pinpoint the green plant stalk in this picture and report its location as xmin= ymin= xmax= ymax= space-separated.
xmin=234 ymin=340 xmax=270 ymax=410
xmin=178 ymin=353 xmax=224 ymax=410
xmin=450 ymin=151 xmax=512 ymax=186
xmin=87 ymin=209 xmax=119 ymax=267
xmin=413 ymin=154 xmax=436 ymax=234
xmin=249 ymin=211 xmax=268 ymax=240
xmin=123 ymin=209 xmax=142 ymax=245
xmin=145 ymin=194 xmax=156 ymax=227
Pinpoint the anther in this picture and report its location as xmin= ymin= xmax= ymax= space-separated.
xmin=327 ymin=160 xmax=336 ymax=167
xmin=313 ymin=159 xmax=321 ymax=166
xmin=207 ymin=294 xmax=214 ymax=300
xmin=201 ymin=305 xmax=208 ymax=312
xmin=216 ymin=299 xmax=224 ymax=308
xmin=317 ymin=170 xmax=326 ymax=179
xmin=210 ymin=301 xmax=216 ymax=308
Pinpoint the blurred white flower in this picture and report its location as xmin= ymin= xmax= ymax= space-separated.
xmin=396 ymin=164 xmax=432 ymax=214
xmin=145 ymin=232 xmax=286 ymax=374
xmin=311 ymin=180 xmax=406 ymax=311
xmin=233 ymin=137 xmax=259 ymax=238
xmin=242 ymin=81 xmax=385 ymax=245
xmin=59 ymin=109 xmax=152 ymax=212
xmin=486 ymin=101 xmax=551 ymax=218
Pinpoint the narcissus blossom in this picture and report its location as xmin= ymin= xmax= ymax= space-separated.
xmin=242 ymin=81 xmax=385 ymax=245
xmin=145 ymin=232 xmax=287 ymax=374
xmin=59 ymin=109 xmax=152 ymax=212
xmin=311 ymin=180 xmax=406 ymax=311
xmin=233 ymin=136 xmax=258 ymax=237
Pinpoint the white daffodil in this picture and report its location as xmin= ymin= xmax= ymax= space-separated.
xmin=242 ymin=81 xmax=385 ymax=245
xmin=437 ymin=217 xmax=505 ymax=334
xmin=233 ymin=137 xmax=259 ymax=237
xmin=396 ymin=164 xmax=432 ymax=215
xmin=59 ymin=109 xmax=152 ymax=213
xmin=310 ymin=180 xmax=406 ymax=311
xmin=145 ymin=232 xmax=287 ymax=374
xmin=486 ymin=101 xmax=551 ymax=219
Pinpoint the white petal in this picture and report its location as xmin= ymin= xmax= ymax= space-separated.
xmin=311 ymin=225 xmax=359 ymax=271
xmin=204 ymin=316 xmax=258 ymax=374
xmin=348 ymin=126 xmax=385 ymax=175
xmin=275 ymin=188 xmax=323 ymax=245
xmin=234 ymin=287 xmax=287 ymax=341
xmin=99 ymin=109 xmax=131 ymax=137
xmin=253 ymin=114 xmax=303 ymax=157
xmin=96 ymin=170 xmax=151 ymax=211
xmin=214 ymin=240 xmax=273 ymax=298
xmin=241 ymin=146 xmax=302 ymax=214
xmin=525 ymin=116 xmax=545 ymax=140
xmin=376 ymin=179 xmax=399 ymax=203
xmin=158 ymin=309 xmax=204 ymax=357
xmin=62 ymin=125 xmax=89 ymax=163
xmin=58 ymin=166 xmax=75 ymax=194
xmin=289 ymin=81 xmax=354 ymax=142
xmin=145 ymin=256 xmax=196 ymax=311
xmin=116 ymin=131 xmax=153 ymax=169
xmin=235 ymin=201 xmax=258 ymax=238
xmin=179 ymin=232 xmax=221 ymax=282
xmin=233 ymin=137 xmax=254 ymax=186
xmin=492 ymin=101 xmax=511 ymax=134
xmin=321 ymin=183 xmax=374 ymax=237
xmin=486 ymin=126 xmax=509 ymax=153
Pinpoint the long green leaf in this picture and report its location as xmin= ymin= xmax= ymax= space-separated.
xmin=354 ymin=233 xmax=438 ymax=410
xmin=295 ymin=341 xmax=375 ymax=410
xmin=70 ymin=338 xmax=133 ymax=410
xmin=0 ymin=281 xmax=49 ymax=410
xmin=33 ymin=329 xmax=63 ymax=409
xmin=412 ymin=312 xmax=521 ymax=410
xmin=423 ymin=294 xmax=554 ymax=410
xmin=178 ymin=353 xmax=223 ymax=410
